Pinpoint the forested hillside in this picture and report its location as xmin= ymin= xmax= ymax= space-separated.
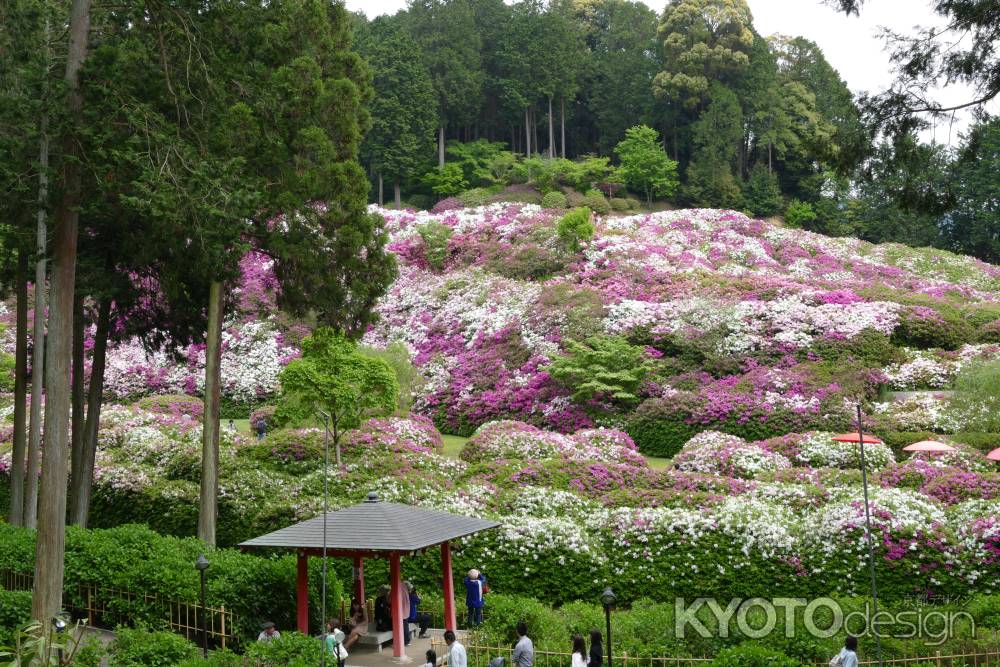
xmin=352 ymin=0 xmax=1000 ymax=263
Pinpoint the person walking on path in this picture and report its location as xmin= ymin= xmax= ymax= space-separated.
xmin=588 ymin=629 xmax=603 ymax=667
xmin=831 ymin=636 xmax=859 ymax=667
xmin=256 ymin=417 xmax=267 ymax=441
xmin=571 ymin=635 xmax=587 ymax=667
xmin=512 ymin=622 xmax=533 ymax=667
xmin=463 ymin=568 xmax=487 ymax=627
xmin=445 ymin=630 xmax=467 ymax=667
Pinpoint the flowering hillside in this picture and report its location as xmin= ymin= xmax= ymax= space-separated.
xmin=364 ymin=204 xmax=1000 ymax=449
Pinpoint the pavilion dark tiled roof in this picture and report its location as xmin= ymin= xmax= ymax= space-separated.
xmin=239 ymin=492 xmax=500 ymax=553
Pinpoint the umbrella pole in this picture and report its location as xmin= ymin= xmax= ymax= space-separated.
xmin=856 ymin=403 xmax=883 ymax=667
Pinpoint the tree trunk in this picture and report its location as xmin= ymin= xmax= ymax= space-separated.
xmin=69 ymin=297 xmax=109 ymax=528
xmin=33 ymin=0 xmax=92 ymax=623
xmin=768 ymin=141 xmax=772 ymax=174
xmin=394 ymin=180 xmax=401 ymax=209
xmin=524 ymin=107 xmax=530 ymax=157
xmin=198 ymin=280 xmax=224 ymax=546
xmin=10 ymin=248 xmax=29 ymax=526
xmin=438 ymin=125 xmax=445 ymax=168
xmin=378 ymin=173 xmax=384 ymax=207
xmin=69 ymin=293 xmax=84 ymax=498
xmin=548 ymin=96 xmax=555 ymax=159
xmin=533 ymin=108 xmax=539 ymax=160
xmin=561 ymin=97 xmax=566 ymax=159
xmin=25 ymin=111 xmax=49 ymax=531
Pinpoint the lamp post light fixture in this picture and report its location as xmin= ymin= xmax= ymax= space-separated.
xmin=195 ymin=554 xmax=210 ymax=657
xmin=52 ymin=615 xmax=68 ymax=666
xmin=831 ymin=403 xmax=884 ymax=667
xmin=600 ymin=587 xmax=617 ymax=667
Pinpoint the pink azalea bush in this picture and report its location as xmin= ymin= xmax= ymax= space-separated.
xmin=461 ymin=420 xmax=645 ymax=466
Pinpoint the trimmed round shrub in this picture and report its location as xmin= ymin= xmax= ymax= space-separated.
xmin=137 ymin=394 xmax=204 ymax=420
xmin=582 ymin=190 xmax=611 ymax=215
xmin=459 ymin=187 xmax=495 ymax=207
xmin=402 ymin=194 xmax=434 ymax=211
xmin=609 ymin=197 xmax=629 ymax=211
xmin=243 ymin=632 xmax=322 ymax=666
xmin=979 ymin=319 xmax=1000 ymax=343
xmin=626 ymin=397 xmax=700 ymax=458
xmin=248 ymin=428 xmax=325 ymax=466
xmin=891 ymin=305 xmax=976 ymax=350
xmin=626 ymin=197 xmax=641 ymax=210
xmin=431 ymin=196 xmax=464 ymax=213
xmin=540 ymin=190 xmax=568 ymax=209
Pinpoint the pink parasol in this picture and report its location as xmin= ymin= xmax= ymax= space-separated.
xmin=902 ymin=440 xmax=956 ymax=453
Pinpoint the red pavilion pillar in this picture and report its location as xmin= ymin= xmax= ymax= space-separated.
xmin=389 ymin=552 xmax=405 ymax=658
xmin=353 ymin=555 xmax=366 ymax=606
xmin=441 ymin=541 xmax=457 ymax=631
xmin=296 ymin=551 xmax=309 ymax=634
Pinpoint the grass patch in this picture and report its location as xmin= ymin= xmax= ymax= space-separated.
xmin=441 ymin=434 xmax=469 ymax=458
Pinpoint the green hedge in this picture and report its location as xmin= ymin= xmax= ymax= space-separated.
xmin=109 ymin=626 xmax=198 ymax=666
xmin=626 ymin=398 xmax=699 ymax=458
xmin=0 ymin=589 xmax=32 ymax=646
xmin=0 ymin=524 xmax=341 ymax=643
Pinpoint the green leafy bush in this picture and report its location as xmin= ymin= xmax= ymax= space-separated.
xmin=247 ymin=428 xmax=325 ymax=468
xmin=108 ymin=627 xmax=198 ymax=667
xmin=540 ymin=191 xmax=568 ymax=209
xmin=741 ymin=165 xmax=784 ymax=218
xmin=582 ymin=190 xmax=611 ymax=215
xmin=548 ymin=335 xmax=653 ymax=410
xmin=0 ymin=352 xmax=15 ymax=393
xmin=421 ymin=163 xmax=468 ymax=197
xmin=709 ymin=643 xmax=799 ymax=667
xmin=627 ymin=397 xmax=699 ymax=458
xmin=878 ymin=431 xmax=937 ymax=455
xmin=609 ymin=197 xmax=629 ymax=211
xmin=0 ymin=589 xmax=31 ymax=646
xmin=613 ymin=125 xmax=679 ymax=204
xmin=447 ymin=140 xmax=511 ymax=185
xmin=418 ymin=221 xmax=453 ymax=272
xmin=891 ymin=306 xmax=976 ymax=350
xmin=948 ymin=361 xmax=1000 ymax=432
xmin=458 ymin=187 xmax=497 ymax=208
xmin=784 ymin=200 xmax=817 ymax=228
xmin=0 ymin=523 xmax=340 ymax=643
xmin=556 ymin=207 xmax=594 ymax=252
xmin=564 ymin=156 xmax=615 ymax=192
xmin=243 ymin=632 xmax=323 ymax=667
xmin=950 ymin=431 xmax=1000 ymax=452
xmin=626 ymin=197 xmax=641 ymax=210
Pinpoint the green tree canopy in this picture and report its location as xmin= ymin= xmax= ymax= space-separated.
xmin=277 ymin=328 xmax=400 ymax=464
xmin=548 ymin=335 xmax=654 ymax=410
xmin=614 ymin=125 xmax=679 ymax=204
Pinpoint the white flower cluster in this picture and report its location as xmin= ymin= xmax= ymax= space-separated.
xmin=673 ymin=431 xmax=791 ymax=478
xmin=795 ymin=431 xmax=895 ymax=469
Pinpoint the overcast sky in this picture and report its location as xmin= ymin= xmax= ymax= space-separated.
xmin=346 ymin=0 xmax=991 ymax=144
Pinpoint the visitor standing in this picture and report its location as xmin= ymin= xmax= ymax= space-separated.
xmin=512 ymin=622 xmax=533 ymax=667
xmin=464 ymin=568 xmax=487 ymax=627
xmin=571 ymin=635 xmax=587 ymax=667
xmin=445 ymin=630 xmax=467 ymax=667
xmin=375 ymin=585 xmax=392 ymax=631
xmin=325 ymin=620 xmax=348 ymax=665
xmin=588 ymin=629 xmax=603 ymax=667
xmin=399 ymin=581 xmax=412 ymax=646
xmin=406 ymin=581 xmax=433 ymax=638
xmin=257 ymin=621 xmax=280 ymax=642
xmin=831 ymin=636 xmax=859 ymax=667
xmin=256 ymin=417 xmax=267 ymax=441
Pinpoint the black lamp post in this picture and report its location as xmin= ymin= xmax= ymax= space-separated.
xmin=600 ymin=587 xmax=617 ymax=667
xmin=196 ymin=554 xmax=210 ymax=657
xmin=52 ymin=615 xmax=67 ymax=666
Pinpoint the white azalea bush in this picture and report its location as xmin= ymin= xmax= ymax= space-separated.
xmin=791 ymin=431 xmax=895 ymax=469
xmin=672 ymin=431 xmax=792 ymax=478
xmin=461 ymin=420 xmax=645 ymax=466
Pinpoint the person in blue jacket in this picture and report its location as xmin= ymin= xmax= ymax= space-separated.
xmin=463 ymin=568 xmax=487 ymax=627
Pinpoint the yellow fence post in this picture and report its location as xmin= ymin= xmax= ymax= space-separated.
xmin=221 ymin=605 xmax=226 ymax=651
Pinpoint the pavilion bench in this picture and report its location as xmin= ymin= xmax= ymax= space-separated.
xmin=357 ymin=622 xmax=419 ymax=653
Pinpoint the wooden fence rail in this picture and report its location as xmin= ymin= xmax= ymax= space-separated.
xmin=431 ymin=641 xmax=1000 ymax=667
xmin=1 ymin=568 xmax=237 ymax=649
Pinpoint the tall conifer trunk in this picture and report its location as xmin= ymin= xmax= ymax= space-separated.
xmin=561 ymin=97 xmax=566 ymax=159
xmin=524 ymin=107 xmax=530 ymax=157
xmin=199 ymin=281 xmax=224 ymax=546
xmin=394 ymin=180 xmax=402 ymax=209
xmin=70 ymin=297 xmax=109 ymax=527
xmin=378 ymin=173 xmax=384 ymax=207
xmin=25 ymin=113 xmax=49 ymax=530
xmin=438 ymin=125 xmax=445 ymax=168
xmin=10 ymin=248 xmax=28 ymax=526
xmin=548 ymin=96 xmax=555 ymax=158
xmin=69 ymin=293 xmax=84 ymax=497
xmin=33 ymin=0 xmax=92 ymax=621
